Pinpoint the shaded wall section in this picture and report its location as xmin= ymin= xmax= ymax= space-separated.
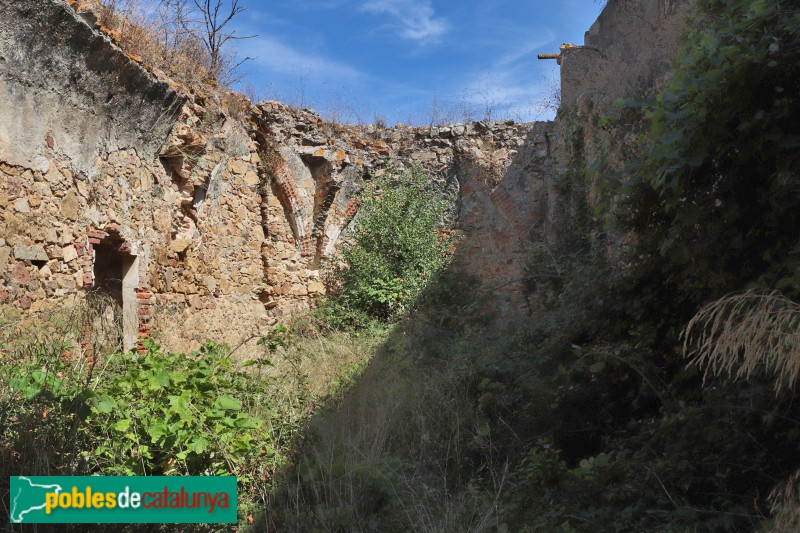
xmin=560 ymin=0 xmax=691 ymax=108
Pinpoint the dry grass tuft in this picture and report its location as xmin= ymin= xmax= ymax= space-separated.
xmin=769 ymin=467 xmax=800 ymax=532
xmin=682 ymin=290 xmax=800 ymax=391
xmin=70 ymin=0 xmax=238 ymax=90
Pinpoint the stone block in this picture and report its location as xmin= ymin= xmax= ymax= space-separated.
xmin=229 ymin=159 xmax=248 ymax=175
xmin=60 ymin=191 xmax=80 ymax=221
xmin=10 ymin=261 xmax=31 ymax=284
xmin=14 ymin=198 xmax=30 ymax=213
xmin=63 ymin=245 xmax=78 ymax=263
xmin=0 ymin=246 xmax=10 ymax=274
xmin=45 ymin=228 xmax=59 ymax=243
xmin=291 ymin=283 xmax=308 ymax=296
xmin=169 ymin=239 xmax=192 ymax=254
xmin=14 ymin=244 xmax=48 ymax=262
xmin=307 ymin=281 xmax=325 ymax=294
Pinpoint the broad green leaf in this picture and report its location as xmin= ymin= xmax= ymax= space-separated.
xmin=114 ymin=419 xmax=132 ymax=432
xmin=148 ymin=368 xmax=171 ymax=389
xmin=215 ymin=395 xmax=242 ymax=411
xmin=147 ymin=422 xmax=168 ymax=442
xmin=93 ymin=395 xmax=117 ymax=414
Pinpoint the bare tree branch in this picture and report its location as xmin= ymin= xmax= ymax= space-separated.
xmin=190 ymin=0 xmax=255 ymax=80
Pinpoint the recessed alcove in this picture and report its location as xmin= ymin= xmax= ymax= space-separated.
xmin=92 ymin=239 xmax=139 ymax=351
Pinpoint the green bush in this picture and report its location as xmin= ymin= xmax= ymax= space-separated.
xmin=88 ymin=339 xmax=272 ymax=479
xmin=620 ymin=0 xmax=800 ymax=303
xmin=322 ymin=166 xmax=456 ymax=326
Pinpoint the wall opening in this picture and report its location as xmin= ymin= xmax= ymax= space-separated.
xmin=92 ymin=240 xmax=139 ymax=352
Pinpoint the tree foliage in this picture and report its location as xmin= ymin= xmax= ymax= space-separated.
xmin=616 ymin=0 xmax=798 ymax=309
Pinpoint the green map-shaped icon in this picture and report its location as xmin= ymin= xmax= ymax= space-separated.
xmin=10 ymin=476 xmax=63 ymax=523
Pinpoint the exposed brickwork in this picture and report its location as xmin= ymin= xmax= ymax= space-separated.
xmin=339 ymin=198 xmax=360 ymax=226
xmin=135 ymin=288 xmax=152 ymax=353
xmin=255 ymin=101 xmax=553 ymax=315
xmin=0 ymin=0 xmax=692 ymax=352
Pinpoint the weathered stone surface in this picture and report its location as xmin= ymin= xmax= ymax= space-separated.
xmin=60 ymin=191 xmax=80 ymax=220
xmin=14 ymin=198 xmax=30 ymax=213
xmin=0 ymin=246 xmax=10 ymax=274
xmin=169 ymin=239 xmax=193 ymax=254
xmin=244 ymin=171 xmax=260 ymax=187
xmin=229 ymin=159 xmax=248 ymax=175
xmin=10 ymin=261 xmax=31 ymax=284
xmin=308 ymin=281 xmax=325 ymax=294
xmin=0 ymin=0 xmax=185 ymax=175
xmin=560 ymin=0 xmax=689 ymax=107
xmin=62 ymin=245 xmax=78 ymax=263
xmin=13 ymin=244 xmax=48 ymax=262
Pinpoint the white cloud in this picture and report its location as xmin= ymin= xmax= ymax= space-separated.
xmin=238 ymin=36 xmax=365 ymax=83
xmin=459 ymin=67 xmax=561 ymax=122
xmin=361 ymin=0 xmax=449 ymax=43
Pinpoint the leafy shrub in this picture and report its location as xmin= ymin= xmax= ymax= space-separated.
xmin=89 ymin=339 xmax=271 ymax=479
xmin=0 ymin=319 xmax=291 ymax=522
xmin=322 ymin=166 xmax=456 ymax=326
xmin=0 ymin=334 xmax=95 ymax=479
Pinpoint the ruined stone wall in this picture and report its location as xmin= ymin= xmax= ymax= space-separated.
xmin=0 ymin=99 xmax=276 ymax=354
xmin=1 ymin=0 xmax=693 ymax=353
xmin=553 ymin=0 xmax=692 ymax=184
xmin=255 ymin=102 xmax=553 ymax=315
xmin=0 ymin=0 xmax=556 ymax=356
xmin=539 ymin=0 xmax=692 ymax=286
xmin=0 ymin=1 xmax=282 ymax=356
xmin=560 ymin=0 xmax=691 ymax=109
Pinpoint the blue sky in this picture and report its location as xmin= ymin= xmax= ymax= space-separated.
xmin=227 ymin=0 xmax=604 ymax=125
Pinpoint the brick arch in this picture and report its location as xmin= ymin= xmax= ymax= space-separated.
xmin=271 ymin=164 xmax=311 ymax=256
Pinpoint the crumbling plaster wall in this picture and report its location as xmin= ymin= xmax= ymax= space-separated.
xmin=0 ymin=0 xmax=184 ymax=176
xmin=0 ymin=0 xmax=282 ymax=355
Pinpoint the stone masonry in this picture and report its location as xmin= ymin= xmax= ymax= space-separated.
xmin=0 ymin=0 xmax=689 ymax=356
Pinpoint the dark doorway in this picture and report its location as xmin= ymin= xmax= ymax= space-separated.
xmin=93 ymin=242 xmax=124 ymax=306
xmin=92 ymin=241 xmax=138 ymax=351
